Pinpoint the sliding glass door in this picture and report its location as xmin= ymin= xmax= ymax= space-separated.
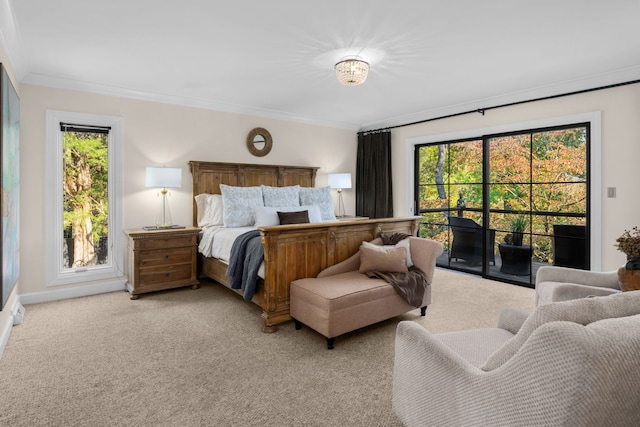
xmin=416 ymin=138 xmax=493 ymax=276
xmin=416 ymin=123 xmax=589 ymax=287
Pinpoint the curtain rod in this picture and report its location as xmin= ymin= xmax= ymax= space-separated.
xmin=358 ymin=78 xmax=640 ymax=136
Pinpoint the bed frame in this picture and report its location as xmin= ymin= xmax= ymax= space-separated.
xmin=189 ymin=161 xmax=421 ymax=332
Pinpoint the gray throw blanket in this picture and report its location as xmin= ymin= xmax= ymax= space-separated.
xmin=366 ymin=233 xmax=429 ymax=308
xmin=227 ymin=229 xmax=264 ymax=301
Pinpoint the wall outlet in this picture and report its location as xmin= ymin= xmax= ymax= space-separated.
xmin=607 ymin=187 xmax=616 ymax=198
xmin=12 ymin=302 xmax=25 ymax=326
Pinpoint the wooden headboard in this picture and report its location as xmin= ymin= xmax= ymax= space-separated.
xmin=188 ymin=161 xmax=319 ymax=226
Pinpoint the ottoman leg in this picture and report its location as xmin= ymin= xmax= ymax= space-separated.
xmin=326 ymin=337 xmax=335 ymax=350
xmin=420 ymin=306 xmax=428 ymax=316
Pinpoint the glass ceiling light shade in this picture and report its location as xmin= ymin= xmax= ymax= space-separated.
xmin=328 ymin=173 xmax=352 ymax=217
xmin=146 ymin=167 xmax=182 ymax=228
xmin=335 ymin=56 xmax=369 ymax=86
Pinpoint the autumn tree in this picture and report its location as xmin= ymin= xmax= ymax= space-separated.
xmin=417 ymin=127 xmax=587 ymax=261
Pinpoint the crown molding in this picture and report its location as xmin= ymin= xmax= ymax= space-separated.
xmin=0 ymin=0 xmax=27 ymax=80
xmin=21 ymin=72 xmax=361 ymax=131
xmin=360 ymin=65 xmax=640 ymax=132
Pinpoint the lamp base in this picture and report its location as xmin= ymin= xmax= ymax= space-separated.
xmin=336 ymin=190 xmax=346 ymax=217
xmin=154 ymin=188 xmax=175 ymax=228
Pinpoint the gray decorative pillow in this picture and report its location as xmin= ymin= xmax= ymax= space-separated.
xmin=299 ymin=186 xmax=336 ymax=221
xmin=261 ymin=185 xmax=300 ymax=207
xmin=220 ymin=184 xmax=264 ymax=227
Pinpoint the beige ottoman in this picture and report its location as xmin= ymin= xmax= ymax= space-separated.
xmin=290 ymin=270 xmax=427 ymax=349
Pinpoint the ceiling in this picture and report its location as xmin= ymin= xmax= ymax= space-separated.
xmin=4 ymin=0 xmax=640 ymax=131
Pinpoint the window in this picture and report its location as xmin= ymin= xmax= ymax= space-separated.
xmin=46 ymin=111 xmax=124 ymax=287
xmin=412 ymin=114 xmax=600 ymax=288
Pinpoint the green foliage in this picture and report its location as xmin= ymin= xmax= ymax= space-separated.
xmin=63 ymin=131 xmax=109 ymax=263
xmin=509 ymin=215 xmax=527 ymax=233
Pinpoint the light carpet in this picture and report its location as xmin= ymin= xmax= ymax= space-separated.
xmin=0 ymin=269 xmax=534 ymax=427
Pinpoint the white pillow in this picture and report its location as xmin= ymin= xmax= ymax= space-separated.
xmin=261 ymin=185 xmax=300 ymax=207
xmin=195 ymin=193 xmax=213 ymax=227
xmin=254 ymin=205 xmax=322 ymax=226
xmin=195 ymin=194 xmax=225 ymax=227
xmin=220 ymin=184 xmax=264 ymax=227
xmin=362 ymin=239 xmax=413 ymax=268
xmin=299 ymin=187 xmax=336 ymax=221
xmin=207 ymin=194 xmax=224 ymax=226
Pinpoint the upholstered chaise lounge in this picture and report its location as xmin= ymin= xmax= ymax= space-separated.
xmin=290 ymin=236 xmax=443 ymax=349
xmin=393 ymin=290 xmax=640 ymax=427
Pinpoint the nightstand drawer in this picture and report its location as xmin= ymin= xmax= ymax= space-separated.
xmin=135 ymin=235 xmax=195 ymax=250
xmin=139 ymin=247 xmax=192 ymax=268
xmin=139 ymin=263 xmax=192 ymax=283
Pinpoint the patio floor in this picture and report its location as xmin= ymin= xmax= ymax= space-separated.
xmin=436 ymin=249 xmax=550 ymax=288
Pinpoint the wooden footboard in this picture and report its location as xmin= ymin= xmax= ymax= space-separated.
xmin=199 ymin=216 xmax=420 ymax=332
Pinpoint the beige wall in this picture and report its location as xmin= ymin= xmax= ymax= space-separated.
xmin=19 ymin=85 xmax=357 ymax=296
xmin=4 ymin=37 xmax=640 ymax=312
xmin=391 ymin=84 xmax=640 ymax=271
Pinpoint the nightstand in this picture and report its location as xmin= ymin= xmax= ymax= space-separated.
xmin=124 ymin=227 xmax=200 ymax=299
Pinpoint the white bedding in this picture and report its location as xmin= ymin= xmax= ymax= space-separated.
xmin=199 ymin=226 xmax=265 ymax=278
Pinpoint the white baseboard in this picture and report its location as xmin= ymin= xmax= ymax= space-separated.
xmin=19 ymin=280 xmax=126 ymax=305
xmin=0 ymin=298 xmax=25 ymax=359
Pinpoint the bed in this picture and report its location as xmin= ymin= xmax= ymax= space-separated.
xmin=189 ymin=160 xmax=422 ymax=332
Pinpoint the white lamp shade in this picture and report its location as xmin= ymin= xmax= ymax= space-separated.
xmin=328 ymin=173 xmax=352 ymax=190
xmin=146 ymin=167 xmax=182 ymax=188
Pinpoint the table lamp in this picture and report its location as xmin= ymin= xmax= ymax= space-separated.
xmin=328 ymin=173 xmax=352 ymax=218
xmin=145 ymin=166 xmax=182 ymax=228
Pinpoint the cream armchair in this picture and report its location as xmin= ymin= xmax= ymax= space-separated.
xmin=535 ymin=265 xmax=620 ymax=306
xmin=392 ymin=291 xmax=640 ymax=427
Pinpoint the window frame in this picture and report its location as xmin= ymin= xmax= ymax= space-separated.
xmin=406 ymin=112 xmax=602 ymax=271
xmin=45 ymin=110 xmax=124 ymax=286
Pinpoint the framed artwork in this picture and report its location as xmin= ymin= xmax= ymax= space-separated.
xmin=1 ymin=63 xmax=20 ymax=310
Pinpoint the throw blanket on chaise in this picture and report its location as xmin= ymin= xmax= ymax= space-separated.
xmin=227 ymin=229 xmax=264 ymax=301
xmin=366 ymin=233 xmax=429 ymax=308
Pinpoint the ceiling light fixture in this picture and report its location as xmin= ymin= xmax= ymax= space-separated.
xmin=335 ymin=56 xmax=369 ymax=86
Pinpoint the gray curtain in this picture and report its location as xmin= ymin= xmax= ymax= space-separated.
xmin=356 ymin=131 xmax=393 ymax=218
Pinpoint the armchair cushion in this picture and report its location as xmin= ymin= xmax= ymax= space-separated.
xmin=482 ymin=290 xmax=640 ymax=371
xmin=496 ymin=307 xmax=530 ymax=334
xmin=436 ymin=328 xmax=515 ymax=368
